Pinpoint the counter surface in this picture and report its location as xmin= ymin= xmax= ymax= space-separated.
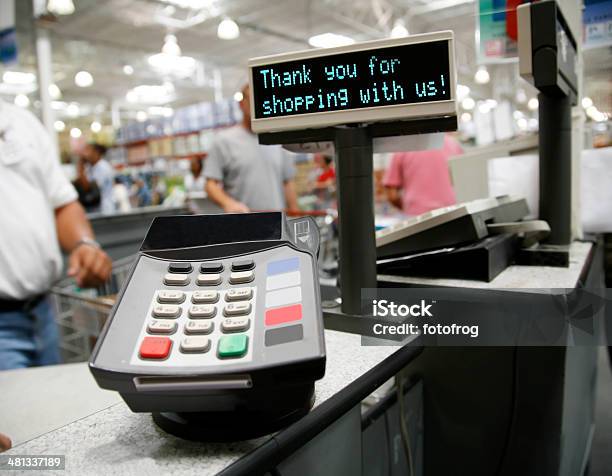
xmin=4 ymin=330 xmax=403 ymax=475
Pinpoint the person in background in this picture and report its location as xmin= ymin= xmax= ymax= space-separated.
xmin=0 ymin=98 xmax=112 ymax=372
xmin=112 ymin=176 xmax=131 ymax=213
xmin=204 ymin=84 xmax=299 ymax=212
xmin=383 ymin=134 xmax=462 ymax=216
xmin=76 ymin=143 xmax=115 ymax=214
xmin=313 ymin=154 xmax=336 ymax=190
xmin=133 ymin=177 xmax=152 ymax=207
xmin=184 ymin=156 xmax=205 ymax=194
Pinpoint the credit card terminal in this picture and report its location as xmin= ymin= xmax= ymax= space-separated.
xmin=89 ymin=212 xmax=326 ymax=441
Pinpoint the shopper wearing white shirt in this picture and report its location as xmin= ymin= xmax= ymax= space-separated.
xmin=76 ymin=143 xmax=116 ymax=214
xmin=0 ymin=99 xmax=112 ymax=371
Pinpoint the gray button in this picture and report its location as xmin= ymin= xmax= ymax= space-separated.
xmin=196 ymin=273 xmax=222 ymax=286
xmin=147 ymin=319 xmax=177 ymax=334
xmin=192 ymin=290 xmax=219 ymax=304
xmin=223 ymin=302 xmax=252 ymax=317
xmin=164 ymin=273 xmax=190 ymax=286
xmin=189 ymin=304 xmax=216 ymax=319
xmin=180 ymin=337 xmax=211 ymax=353
xmin=157 ymin=290 xmax=186 ymax=304
xmin=229 ymin=270 xmax=254 ymax=285
xmin=185 ymin=320 xmax=214 ymax=335
xmin=225 ymin=287 xmax=253 ymax=302
xmin=265 ymin=324 xmax=304 ymax=346
xmin=222 ymin=317 xmax=250 ymax=333
xmin=152 ymin=304 xmax=181 ymax=318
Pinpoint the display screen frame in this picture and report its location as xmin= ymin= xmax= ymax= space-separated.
xmin=248 ymin=31 xmax=456 ymax=134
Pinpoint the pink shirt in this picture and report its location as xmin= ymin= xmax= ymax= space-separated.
xmin=383 ymin=135 xmax=462 ymax=216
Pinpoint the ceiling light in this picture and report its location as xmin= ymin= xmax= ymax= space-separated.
xmin=513 ymin=110 xmax=524 ymax=120
xmin=147 ymin=106 xmax=174 ymax=117
xmin=486 ymin=99 xmax=498 ymax=109
xmin=581 ymin=97 xmax=593 ymax=109
xmin=233 ymin=91 xmax=243 ymax=102
xmin=515 ymin=89 xmax=527 ymax=104
xmin=461 ymin=97 xmax=475 ymax=111
xmin=54 ymin=120 xmax=66 ymax=132
xmin=90 ymin=121 xmax=102 ymax=133
xmin=74 ymin=70 xmax=94 ymax=87
xmin=474 ymin=66 xmax=490 ymax=84
xmin=48 ymin=83 xmax=61 ymax=100
xmin=148 ymin=53 xmax=196 ymax=77
xmin=478 ymin=101 xmax=491 ymax=114
xmin=517 ymin=118 xmax=528 ymax=130
xmin=527 ymin=98 xmax=539 ymax=111
xmin=308 ymin=33 xmax=354 ymax=48
xmin=14 ymin=94 xmax=30 ymax=108
xmin=460 ymin=112 xmax=472 ymax=123
xmin=123 ymin=64 xmax=134 ymax=76
xmin=390 ymin=19 xmax=409 ymax=38
xmin=162 ymin=34 xmax=182 ymax=56
xmin=217 ymin=18 xmax=240 ymax=40
xmin=3 ymin=71 xmax=36 ymax=85
xmin=126 ymin=83 xmax=176 ymax=105
xmin=66 ymin=102 xmax=80 ymax=117
xmin=47 ymin=0 xmax=75 ymax=16
xmin=136 ymin=111 xmax=148 ymax=122
xmin=70 ymin=127 xmax=82 ymax=138
xmin=456 ymin=84 xmax=470 ymax=102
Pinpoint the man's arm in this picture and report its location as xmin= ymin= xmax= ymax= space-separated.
xmin=284 ymin=179 xmax=299 ymax=211
xmin=205 ymin=178 xmax=249 ymax=213
xmin=55 ymin=201 xmax=112 ymax=287
xmin=385 ymin=187 xmax=403 ymax=210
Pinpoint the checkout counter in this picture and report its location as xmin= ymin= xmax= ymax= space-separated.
xmin=1 ymin=17 xmax=607 ymax=476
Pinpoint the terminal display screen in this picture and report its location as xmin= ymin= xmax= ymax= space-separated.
xmin=251 ymin=40 xmax=451 ymax=120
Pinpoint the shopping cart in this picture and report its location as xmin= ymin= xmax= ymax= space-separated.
xmin=50 ymin=255 xmax=135 ymax=363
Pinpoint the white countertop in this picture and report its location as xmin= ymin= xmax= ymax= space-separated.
xmin=3 ymin=330 xmax=403 ymax=475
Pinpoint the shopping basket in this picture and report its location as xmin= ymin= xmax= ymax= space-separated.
xmin=50 ymin=255 xmax=135 ymax=363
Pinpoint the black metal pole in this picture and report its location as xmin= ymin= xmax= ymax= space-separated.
xmin=538 ymin=93 xmax=572 ymax=245
xmin=333 ymin=127 xmax=377 ymax=315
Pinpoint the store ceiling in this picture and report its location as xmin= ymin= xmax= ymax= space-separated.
xmin=3 ymin=0 xmax=610 ymax=126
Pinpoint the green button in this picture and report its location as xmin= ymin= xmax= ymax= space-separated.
xmin=218 ymin=334 xmax=248 ymax=358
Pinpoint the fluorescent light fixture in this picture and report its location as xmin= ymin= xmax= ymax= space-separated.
xmin=14 ymin=94 xmax=30 ymax=108
xmin=456 ymin=84 xmax=470 ymax=102
xmin=70 ymin=127 xmax=82 ymax=138
xmin=516 ymin=118 xmax=528 ymax=130
xmin=390 ymin=19 xmax=409 ymax=38
xmin=136 ymin=111 xmax=148 ymax=122
xmin=3 ymin=71 xmax=36 ymax=85
xmin=527 ymin=98 xmax=538 ymax=111
xmin=47 ymin=0 xmax=75 ymax=15
xmin=148 ymin=53 xmax=196 ymax=77
xmin=90 ymin=121 xmax=102 ymax=133
xmin=162 ymin=34 xmax=181 ymax=56
xmin=217 ymin=18 xmax=240 ymax=40
xmin=233 ymin=91 xmax=243 ymax=102
xmin=474 ymin=66 xmax=490 ymax=84
xmin=66 ymin=102 xmax=80 ymax=117
xmin=123 ymin=65 xmax=134 ymax=75
xmin=126 ymin=83 xmax=176 ymax=105
xmin=74 ymin=70 xmax=94 ymax=87
xmin=48 ymin=83 xmax=61 ymax=100
xmin=581 ymin=97 xmax=593 ymax=109
xmin=148 ymin=106 xmax=174 ymax=117
xmin=477 ymin=101 xmax=491 ymax=114
xmin=486 ymin=99 xmax=498 ymax=109
xmin=54 ymin=120 xmax=66 ymax=132
xmin=461 ymin=97 xmax=475 ymax=111
xmin=308 ymin=33 xmax=354 ymax=48
xmin=460 ymin=112 xmax=472 ymax=123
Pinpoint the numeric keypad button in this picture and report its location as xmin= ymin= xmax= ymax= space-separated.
xmin=222 ymin=317 xmax=250 ymax=333
xmin=223 ymin=302 xmax=252 ymax=317
xmin=152 ymin=304 xmax=181 ymax=318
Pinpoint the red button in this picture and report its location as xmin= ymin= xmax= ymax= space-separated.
xmin=139 ymin=337 xmax=172 ymax=359
xmin=265 ymin=304 xmax=302 ymax=326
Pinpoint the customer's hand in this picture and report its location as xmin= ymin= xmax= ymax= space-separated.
xmin=223 ymin=200 xmax=250 ymax=213
xmin=67 ymin=243 xmax=112 ymax=288
xmin=0 ymin=432 xmax=12 ymax=452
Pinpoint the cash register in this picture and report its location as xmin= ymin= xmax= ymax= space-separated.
xmin=89 ymin=212 xmax=326 ymax=441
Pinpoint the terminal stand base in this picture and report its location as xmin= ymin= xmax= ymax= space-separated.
xmin=152 ymin=384 xmax=315 ymax=442
xmin=517 ymin=243 xmax=571 ymax=267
